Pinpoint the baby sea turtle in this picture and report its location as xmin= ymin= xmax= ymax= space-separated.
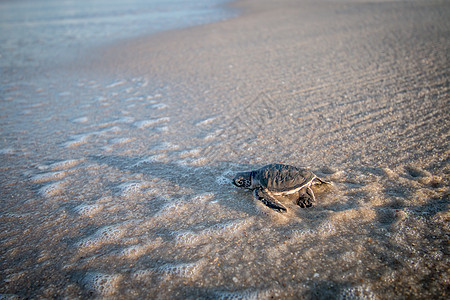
xmin=232 ymin=163 xmax=330 ymax=213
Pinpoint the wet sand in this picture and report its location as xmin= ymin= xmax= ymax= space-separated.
xmin=87 ymin=0 xmax=450 ymax=168
xmin=1 ymin=0 xmax=449 ymax=298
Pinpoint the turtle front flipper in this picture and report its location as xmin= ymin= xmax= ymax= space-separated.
xmin=253 ymin=187 xmax=287 ymax=213
xmin=297 ymin=186 xmax=316 ymax=208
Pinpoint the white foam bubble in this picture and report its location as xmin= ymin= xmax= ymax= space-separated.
xmin=316 ymin=221 xmax=337 ymax=237
xmin=125 ymin=96 xmax=144 ymax=102
xmin=98 ymin=117 xmax=135 ymax=128
xmin=0 ymin=148 xmax=15 ymax=155
xmin=157 ymin=260 xmax=204 ymax=278
xmin=137 ymin=78 xmax=148 ymax=87
xmin=155 ymin=126 xmax=169 ymax=132
xmin=134 ymin=117 xmax=170 ymax=129
xmin=175 ymin=230 xmax=203 ymax=246
xmin=132 ymin=269 xmax=154 ymax=281
xmin=72 ymin=116 xmax=88 ymax=123
xmin=75 ymin=204 xmax=104 ymax=217
xmin=215 ymin=176 xmax=230 ymax=186
xmin=216 ymin=289 xmax=276 ymax=300
xmin=291 ymin=228 xmax=315 ymax=240
xmin=179 ymin=148 xmax=201 ymax=158
xmin=97 ymin=196 xmax=113 ymax=203
xmin=133 ymin=155 xmax=164 ymax=167
xmin=95 ymin=96 xmax=107 ymax=102
xmin=87 ymin=80 xmax=98 ymax=87
xmin=203 ymin=132 xmax=218 ymax=141
xmin=49 ymin=159 xmax=84 ymax=170
xmin=338 ymin=285 xmax=377 ymax=300
xmin=120 ymin=245 xmax=147 ymax=259
xmin=134 ymin=120 xmax=157 ymax=129
xmin=82 ymin=272 xmax=122 ymax=296
xmin=39 ymin=181 xmax=65 ymax=198
xmin=110 ymin=137 xmax=134 ymax=145
xmin=98 ymin=126 xmax=122 ymax=135
xmin=151 ymin=103 xmax=168 ymax=110
xmin=120 ymin=239 xmax=163 ymax=259
xmin=154 ymin=201 xmax=189 ymax=218
xmin=189 ymin=157 xmax=208 ymax=166
xmin=20 ymin=109 xmax=32 ymax=115
xmin=31 ymin=171 xmax=67 ymax=183
xmin=115 ymin=116 xmax=135 ymax=123
xmin=77 ymin=225 xmax=126 ymax=250
xmin=106 ymin=80 xmax=126 ymax=88
xmin=196 ymin=117 xmax=216 ymax=126
xmin=207 ymin=219 xmax=252 ymax=237
xmin=341 ymin=251 xmax=358 ymax=263
xmin=147 ymin=93 xmax=162 ymax=99
xmin=153 ymin=142 xmax=179 ymax=151
xmin=97 ymin=122 xmax=115 ymax=129
xmin=103 ymin=137 xmax=134 ymax=151
xmin=64 ymin=134 xmax=90 ymax=148
xmin=192 ymin=193 xmax=215 ymax=203
xmin=118 ymin=182 xmax=148 ymax=198
xmin=175 ymin=219 xmax=251 ymax=246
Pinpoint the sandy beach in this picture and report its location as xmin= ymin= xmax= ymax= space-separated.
xmin=87 ymin=0 xmax=449 ymax=167
xmin=1 ymin=0 xmax=449 ymax=298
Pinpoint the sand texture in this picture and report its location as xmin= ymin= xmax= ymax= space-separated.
xmin=1 ymin=0 xmax=449 ymax=298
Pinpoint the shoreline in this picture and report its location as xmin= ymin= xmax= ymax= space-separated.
xmin=1 ymin=0 xmax=237 ymax=84
xmin=80 ymin=0 xmax=449 ymax=170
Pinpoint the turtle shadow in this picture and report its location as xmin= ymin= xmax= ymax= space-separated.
xmin=88 ymin=155 xmax=339 ymax=220
xmin=88 ymin=154 xmax=258 ymax=214
xmin=305 ymin=280 xmax=378 ymax=300
xmin=304 ymin=280 xmax=347 ymax=300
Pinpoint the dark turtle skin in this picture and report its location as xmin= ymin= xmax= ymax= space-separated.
xmin=232 ymin=163 xmax=329 ymax=213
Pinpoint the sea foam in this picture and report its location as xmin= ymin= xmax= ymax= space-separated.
xmin=77 ymin=225 xmax=126 ymax=250
xmin=75 ymin=204 xmax=104 ymax=217
xmin=117 ymin=182 xmax=149 ymax=198
xmin=82 ymin=272 xmax=122 ymax=296
xmin=156 ymin=260 xmax=204 ymax=278
xmin=31 ymin=171 xmax=67 ymax=183
xmin=120 ymin=238 xmax=163 ymax=259
xmin=134 ymin=117 xmax=170 ymax=129
xmin=338 ymin=285 xmax=377 ymax=300
xmin=215 ymin=289 xmax=277 ymax=300
xmin=39 ymin=181 xmax=66 ymax=198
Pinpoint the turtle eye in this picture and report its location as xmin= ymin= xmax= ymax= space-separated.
xmin=233 ymin=178 xmax=243 ymax=187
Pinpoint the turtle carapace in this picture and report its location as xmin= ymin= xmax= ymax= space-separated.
xmin=232 ymin=163 xmax=330 ymax=213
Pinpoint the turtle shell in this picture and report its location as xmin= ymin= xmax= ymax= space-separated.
xmin=255 ymin=164 xmax=315 ymax=193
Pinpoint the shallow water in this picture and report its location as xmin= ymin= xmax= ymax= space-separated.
xmin=1 ymin=72 xmax=448 ymax=298
xmin=1 ymin=0 xmax=449 ymax=299
xmin=0 ymin=0 xmax=235 ymax=79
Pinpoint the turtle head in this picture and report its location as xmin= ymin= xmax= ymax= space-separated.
xmin=232 ymin=172 xmax=252 ymax=188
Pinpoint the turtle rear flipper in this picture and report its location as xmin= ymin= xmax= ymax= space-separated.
xmin=253 ymin=187 xmax=287 ymax=213
xmin=313 ymin=177 xmax=330 ymax=185
xmin=297 ymin=186 xmax=315 ymax=208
